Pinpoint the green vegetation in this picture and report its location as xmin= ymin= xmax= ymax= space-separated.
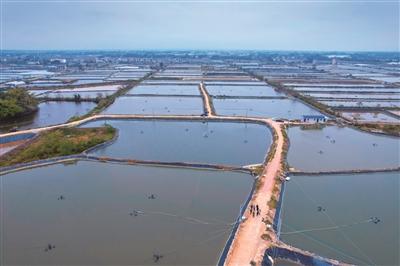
xmin=250 ymin=164 xmax=264 ymax=176
xmin=300 ymin=123 xmax=326 ymax=130
xmin=39 ymin=96 xmax=98 ymax=103
xmin=261 ymin=234 xmax=272 ymax=241
xmin=280 ymin=125 xmax=290 ymax=172
xmin=0 ymin=88 xmax=38 ymax=121
xmin=358 ymin=123 xmax=400 ymax=137
xmin=265 ymin=129 xmax=278 ymax=163
xmin=255 ymin=177 xmax=263 ymax=191
xmin=267 ymin=195 xmax=277 ymax=209
xmin=0 ymin=125 xmax=116 ymax=167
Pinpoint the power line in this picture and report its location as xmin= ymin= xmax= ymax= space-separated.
xmin=280 ymin=218 xmax=373 ymax=235
xmin=290 ymin=178 xmax=376 ymax=265
xmin=281 ymin=222 xmax=370 ymax=265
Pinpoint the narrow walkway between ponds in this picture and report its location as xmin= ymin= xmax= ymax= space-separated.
xmin=199 ymin=82 xmax=216 ymax=116
xmin=224 ymin=119 xmax=284 ymax=266
xmin=0 ymin=114 xmax=278 ymax=137
xmin=0 ymin=114 xmax=328 ymax=139
xmin=0 ymin=154 xmax=252 ymax=175
xmin=289 ymin=167 xmax=400 ymax=175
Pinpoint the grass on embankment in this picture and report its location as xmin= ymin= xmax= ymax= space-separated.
xmin=0 ymin=126 xmax=116 ymax=167
xmin=358 ymin=123 xmax=400 ymax=137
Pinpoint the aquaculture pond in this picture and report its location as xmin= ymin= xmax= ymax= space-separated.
xmin=287 ymin=126 xmax=400 ymax=171
xmin=293 ymin=87 xmax=398 ymax=93
xmin=28 ymin=89 xmax=52 ymax=96
xmin=319 ymin=100 xmax=400 ymax=108
xmin=1 ymin=161 xmax=253 ymax=265
xmin=44 ymin=91 xmax=115 ymax=99
xmin=341 ymin=112 xmax=399 ymax=123
xmin=279 ymin=172 xmax=399 ymax=266
xmin=127 ymin=85 xmax=200 ymax=96
xmin=285 ymin=83 xmax=385 ymax=88
xmin=143 ymin=80 xmax=199 ymax=85
xmin=72 ymin=79 xmax=106 ymax=85
xmin=204 ymin=81 xmax=265 ymax=86
xmin=213 ymin=98 xmax=322 ymax=120
xmin=0 ymin=101 xmax=95 ymax=133
xmin=102 ymin=96 xmax=204 ymax=115
xmin=306 ymin=92 xmax=400 ymax=100
xmin=25 ymin=82 xmax=67 ymax=87
xmin=83 ymin=119 xmax=271 ymax=166
xmin=206 ymin=85 xmax=284 ymax=97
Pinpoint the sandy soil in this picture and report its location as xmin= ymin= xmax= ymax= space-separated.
xmin=0 ymin=139 xmax=28 ymax=156
xmin=224 ymin=119 xmax=284 ymax=266
xmin=199 ymin=83 xmax=215 ymax=116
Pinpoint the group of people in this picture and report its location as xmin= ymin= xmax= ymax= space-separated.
xmin=249 ymin=203 xmax=261 ymax=217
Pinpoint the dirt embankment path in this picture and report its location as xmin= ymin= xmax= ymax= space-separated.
xmin=224 ymin=119 xmax=284 ymax=266
xmin=199 ymin=82 xmax=215 ymax=116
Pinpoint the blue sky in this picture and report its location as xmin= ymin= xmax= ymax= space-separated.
xmin=2 ymin=0 xmax=399 ymax=51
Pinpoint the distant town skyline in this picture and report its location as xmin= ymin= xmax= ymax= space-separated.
xmin=2 ymin=1 xmax=399 ymax=51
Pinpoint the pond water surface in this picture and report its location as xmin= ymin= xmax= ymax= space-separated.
xmin=127 ymin=85 xmax=200 ymax=96
xmin=102 ymin=96 xmax=204 ymax=115
xmin=1 ymin=161 xmax=253 ymax=265
xmin=0 ymin=101 xmax=95 ymax=133
xmin=287 ymin=126 xmax=400 ymax=171
xmin=214 ymin=98 xmax=322 ymax=119
xmin=45 ymin=91 xmax=115 ymax=99
xmin=83 ymin=119 xmax=271 ymax=166
xmin=206 ymin=85 xmax=284 ymax=97
xmin=280 ymin=172 xmax=399 ymax=266
xmin=319 ymin=100 xmax=400 ymax=108
xmin=341 ymin=112 xmax=399 ymax=123
xmin=306 ymin=92 xmax=400 ymax=100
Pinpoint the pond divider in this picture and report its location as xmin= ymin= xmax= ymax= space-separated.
xmin=262 ymin=246 xmax=344 ymax=266
xmin=0 ymin=114 xmax=277 ymax=139
xmin=217 ymin=175 xmax=257 ymax=266
xmin=141 ymin=82 xmax=201 ymax=86
xmin=124 ymin=94 xmax=201 ymax=98
xmin=0 ymin=153 xmax=252 ymax=176
xmin=289 ymin=167 xmax=400 ymax=176
xmin=212 ymin=96 xmax=288 ymax=100
xmin=200 ymin=82 xmax=216 ymax=116
xmin=84 ymin=156 xmax=252 ymax=173
xmin=0 ymin=154 xmax=85 ymax=175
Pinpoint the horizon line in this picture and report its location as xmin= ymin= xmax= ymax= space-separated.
xmin=2 ymin=48 xmax=399 ymax=53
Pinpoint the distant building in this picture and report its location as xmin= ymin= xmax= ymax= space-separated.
xmin=5 ymin=81 xmax=26 ymax=87
xmin=50 ymin=58 xmax=67 ymax=64
xmin=302 ymin=115 xmax=327 ymax=123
